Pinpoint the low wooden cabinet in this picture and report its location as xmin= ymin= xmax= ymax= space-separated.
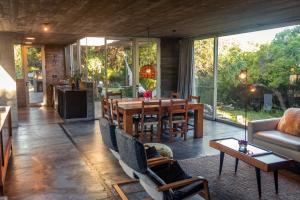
xmin=0 ymin=106 xmax=13 ymax=194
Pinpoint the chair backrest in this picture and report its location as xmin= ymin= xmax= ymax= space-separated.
xmin=170 ymin=92 xmax=180 ymax=99
xmin=107 ymin=91 xmax=122 ymax=99
xmin=141 ymin=100 xmax=162 ymax=122
xmin=115 ymin=128 xmax=148 ymax=173
xmin=169 ymin=99 xmax=188 ymax=119
xmin=188 ymin=95 xmax=200 ymax=103
xmin=101 ymin=97 xmax=112 ymax=123
xmin=115 ymin=100 xmax=123 ymax=127
xmin=99 ymin=117 xmax=118 ymax=152
xmin=137 ymin=92 xmax=144 ymax=98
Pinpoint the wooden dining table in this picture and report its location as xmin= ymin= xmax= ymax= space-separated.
xmin=111 ymin=98 xmax=204 ymax=138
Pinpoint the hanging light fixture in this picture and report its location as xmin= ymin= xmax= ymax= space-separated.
xmin=139 ymin=27 xmax=156 ymax=79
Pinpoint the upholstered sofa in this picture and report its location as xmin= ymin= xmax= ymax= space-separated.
xmin=248 ymin=117 xmax=300 ymax=162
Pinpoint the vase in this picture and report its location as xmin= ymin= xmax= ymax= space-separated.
xmin=239 ymin=143 xmax=248 ymax=153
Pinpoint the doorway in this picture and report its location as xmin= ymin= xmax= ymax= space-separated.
xmin=14 ymin=45 xmax=46 ymax=107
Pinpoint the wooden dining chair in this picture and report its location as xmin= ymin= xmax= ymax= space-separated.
xmin=107 ymin=91 xmax=122 ymax=99
xmin=134 ymin=100 xmax=162 ymax=142
xmin=163 ymin=99 xmax=188 ymax=141
xmin=189 ymin=95 xmax=200 ymax=103
xmin=137 ymin=92 xmax=144 ymax=98
xmin=101 ymin=97 xmax=112 ymax=123
xmin=188 ymin=95 xmax=200 ymax=130
xmin=170 ymin=91 xmax=180 ymax=99
xmin=112 ymin=100 xmax=123 ymax=128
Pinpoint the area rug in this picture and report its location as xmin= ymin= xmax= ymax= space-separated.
xmin=179 ymin=155 xmax=300 ymax=200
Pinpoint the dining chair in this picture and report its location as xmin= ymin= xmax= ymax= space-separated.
xmin=112 ymin=100 xmax=123 ymax=128
xmin=170 ymin=91 xmax=180 ymax=99
xmin=163 ymin=99 xmax=188 ymax=141
xmin=134 ymin=100 xmax=162 ymax=142
xmin=137 ymin=92 xmax=144 ymax=98
xmin=101 ymin=97 xmax=112 ymax=123
xmin=188 ymin=95 xmax=201 ymax=130
xmin=106 ymin=91 xmax=122 ymax=99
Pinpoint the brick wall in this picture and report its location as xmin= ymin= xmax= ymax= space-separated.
xmin=45 ymin=45 xmax=66 ymax=106
xmin=160 ymin=38 xmax=180 ymax=97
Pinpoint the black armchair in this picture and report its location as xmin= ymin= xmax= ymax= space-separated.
xmin=115 ymin=128 xmax=210 ymax=200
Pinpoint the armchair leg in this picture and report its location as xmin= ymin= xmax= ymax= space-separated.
xmin=199 ymin=180 xmax=210 ymax=200
xmin=112 ymin=179 xmax=139 ymax=200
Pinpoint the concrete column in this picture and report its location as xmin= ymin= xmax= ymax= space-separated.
xmin=0 ymin=34 xmax=18 ymax=127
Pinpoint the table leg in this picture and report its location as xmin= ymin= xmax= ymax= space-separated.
xmin=194 ymin=108 xmax=203 ymax=138
xmin=235 ymin=158 xmax=239 ymax=173
xmin=274 ymin=170 xmax=278 ymax=194
xmin=219 ymin=152 xmax=224 ymax=175
xmin=123 ymin=112 xmax=133 ymax=135
xmin=255 ymin=167 xmax=262 ymax=198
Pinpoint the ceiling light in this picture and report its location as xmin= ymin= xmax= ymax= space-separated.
xmin=26 ymin=37 xmax=35 ymax=40
xmin=43 ymin=23 xmax=49 ymax=32
xmin=24 ymin=41 xmax=32 ymax=45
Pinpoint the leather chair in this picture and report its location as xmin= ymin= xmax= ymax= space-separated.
xmin=99 ymin=117 xmax=167 ymax=162
xmin=115 ymin=128 xmax=210 ymax=200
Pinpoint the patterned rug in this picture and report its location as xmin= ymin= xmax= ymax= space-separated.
xmin=179 ymin=155 xmax=300 ymax=200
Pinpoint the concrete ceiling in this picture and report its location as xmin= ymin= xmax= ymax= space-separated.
xmin=1 ymin=0 xmax=300 ymax=45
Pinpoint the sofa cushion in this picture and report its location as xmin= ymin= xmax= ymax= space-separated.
xmin=254 ymin=130 xmax=300 ymax=151
xmin=277 ymin=108 xmax=300 ymax=136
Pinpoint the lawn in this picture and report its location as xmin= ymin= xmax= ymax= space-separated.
xmin=217 ymin=107 xmax=284 ymax=124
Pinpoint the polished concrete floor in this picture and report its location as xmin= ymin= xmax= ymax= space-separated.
xmin=5 ymin=107 xmax=244 ymax=199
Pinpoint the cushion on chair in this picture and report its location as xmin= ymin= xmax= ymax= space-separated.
xmin=145 ymin=146 xmax=161 ymax=159
xmin=148 ymin=162 xmax=204 ymax=200
xmin=145 ymin=143 xmax=173 ymax=158
xmin=277 ymin=108 xmax=300 ymax=136
xmin=99 ymin=118 xmax=118 ymax=152
xmin=254 ymin=130 xmax=300 ymax=151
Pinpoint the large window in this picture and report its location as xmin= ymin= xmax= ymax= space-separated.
xmin=138 ymin=39 xmax=158 ymax=96
xmin=107 ymin=39 xmax=133 ymax=97
xmin=70 ymin=37 xmax=159 ymax=99
xmin=193 ymin=38 xmax=215 ymax=118
xmin=80 ymin=37 xmax=106 ymax=99
xmin=193 ymin=25 xmax=300 ymax=125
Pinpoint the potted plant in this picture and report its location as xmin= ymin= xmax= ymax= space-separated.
xmin=71 ymin=70 xmax=82 ymax=90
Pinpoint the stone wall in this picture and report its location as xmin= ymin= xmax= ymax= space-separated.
xmin=45 ymin=45 xmax=66 ymax=106
xmin=160 ymin=38 xmax=180 ymax=97
xmin=0 ymin=34 xmax=18 ymax=126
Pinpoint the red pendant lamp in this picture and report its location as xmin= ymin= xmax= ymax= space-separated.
xmin=139 ymin=27 xmax=156 ymax=79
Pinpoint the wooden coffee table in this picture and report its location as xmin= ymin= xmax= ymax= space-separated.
xmin=209 ymin=138 xmax=293 ymax=198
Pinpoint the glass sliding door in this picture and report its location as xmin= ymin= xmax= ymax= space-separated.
xmin=74 ymin=37 xmax=161 ymax=99
xmin=193 ymin=38 xmax=215 ymax=118
xmin=80 ymin=37 xmax=106 ymax=99
xmin=106 ymin=38 xmax=133 ymax=97
xmin=217 ymin=25 xmax=300 ymax=125
xmin=138 ymin=39 xmax=159 ymax=97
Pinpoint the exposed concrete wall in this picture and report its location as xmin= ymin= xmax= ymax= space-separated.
xmin=16 ymin=79 xmax=27 ymax=107
xmin=160 ymin=38 xmax=180 ymax=97
xmin=0 ymin=35 xmax=18 ymax=127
